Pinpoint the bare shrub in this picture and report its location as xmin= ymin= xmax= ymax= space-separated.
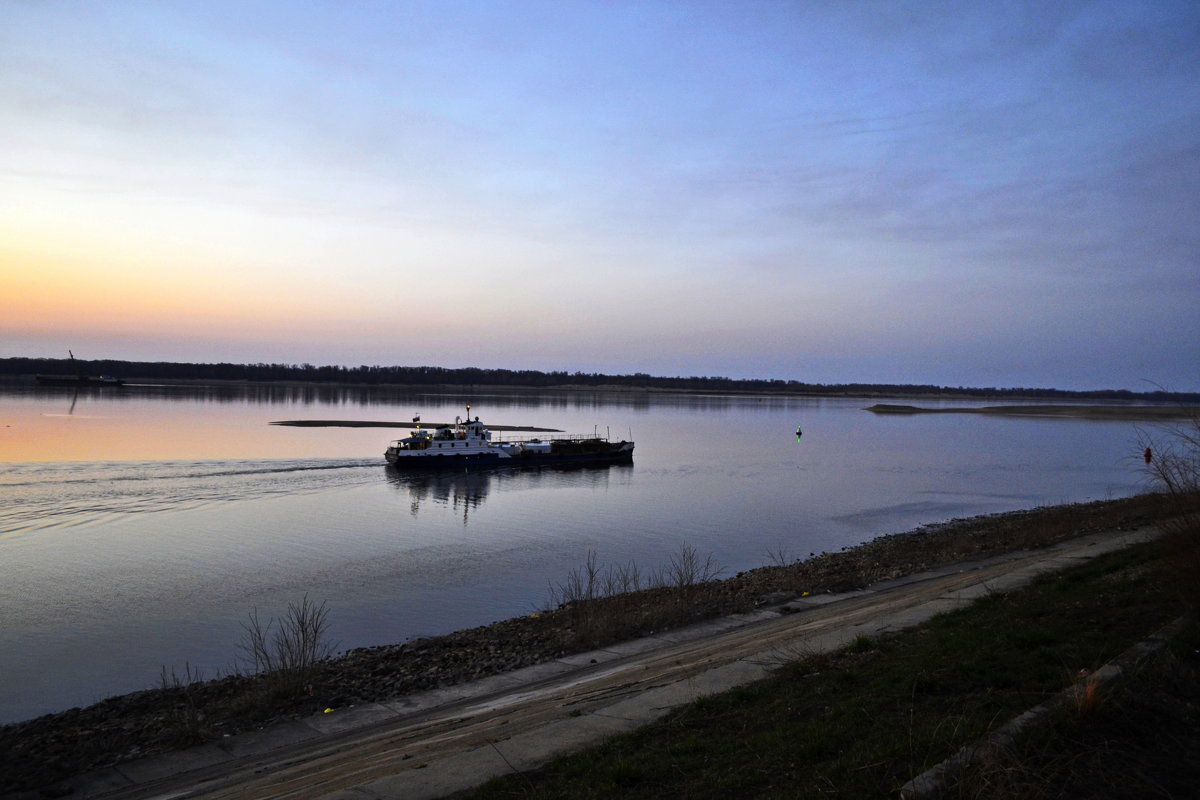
xmin=602 ymin=560 xmax=643 ymax=596
xmin=547 ymin=550 xmax=610 ymax=644
xmin=547 ymin=545 xmax=724 ymax=647
xmin=665 ymin=544 xmax=724 ymax=588
xmin=1142 ymin=414 xmax=1200 ymax=502
xmin=765 ymin=545 xmax=792 ymax=568
xmin=1140 ymin=409 xmax=1200 ymax=609
xmin=553 ymin=549 xmax=602 ymax=606
xmin=238 ymin=594 xmax=336 ymax=698
xmin=157 ymin=662 xmax=208 ymax=745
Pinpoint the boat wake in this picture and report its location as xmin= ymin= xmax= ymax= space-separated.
xmin=0 ymin=458 xmax=381 ymax=539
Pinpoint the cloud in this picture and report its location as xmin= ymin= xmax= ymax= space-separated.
xmin=2 ymin=0 xmax=1198 ymax=390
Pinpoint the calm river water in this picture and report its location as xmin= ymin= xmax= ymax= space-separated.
xmin=0 ymin=382 xmax=1151 ymax=724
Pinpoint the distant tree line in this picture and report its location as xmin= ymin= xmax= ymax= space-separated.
xmin=2 ymin=356 xmax=1195 ymax=401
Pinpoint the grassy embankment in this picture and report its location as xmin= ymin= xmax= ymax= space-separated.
xmin=467 ymin=502 xmax=1200 ymax=798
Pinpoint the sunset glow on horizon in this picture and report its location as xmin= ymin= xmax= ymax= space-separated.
xmin=3 ymin=1 xmax=1198 ymax=391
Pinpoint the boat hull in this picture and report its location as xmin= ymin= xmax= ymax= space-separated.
xmin=385 ymin=442 xmax=633 ymax=469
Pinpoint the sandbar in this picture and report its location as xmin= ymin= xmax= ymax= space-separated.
xmin=270 ymin=420 xmax=562 ymax=432
xmin=865 ymin=404 xmax=1198 ymax=421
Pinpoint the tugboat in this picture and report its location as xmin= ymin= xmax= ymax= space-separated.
xmin=385 ymin=407 xmax=633 ymax=469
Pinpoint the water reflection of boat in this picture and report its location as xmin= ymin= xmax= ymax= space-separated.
xmin=35 ymin=374 xmax=123 ymax=386
xmin=386 ymin=461 xmax=631 ymax=522
xmin=385 ymin=408 xmax=633 ymax=469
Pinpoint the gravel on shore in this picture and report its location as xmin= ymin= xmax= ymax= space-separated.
xmin=0 ymin=493 xmax=1172 ymax=794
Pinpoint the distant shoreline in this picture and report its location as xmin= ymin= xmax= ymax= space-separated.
xmin=5 ymin=374 xmax=1197 ymax=405
xmin=4 ymin=358 xmax=1197 ymax=403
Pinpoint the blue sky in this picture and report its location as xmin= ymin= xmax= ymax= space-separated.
xmin=2 ymin=1 xmax=1197 ymax=391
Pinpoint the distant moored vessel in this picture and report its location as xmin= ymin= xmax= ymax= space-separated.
xmin=35 ymin=351 xmax=124 ymax=386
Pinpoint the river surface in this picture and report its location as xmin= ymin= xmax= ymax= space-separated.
xmin=0 ymin=382 xmax=1152 ymax=724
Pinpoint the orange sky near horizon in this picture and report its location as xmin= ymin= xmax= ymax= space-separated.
xmin=1 ymin=235 xmax=491 ymax=351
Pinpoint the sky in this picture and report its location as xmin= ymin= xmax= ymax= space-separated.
xmin=2 ymin=1 xmax=1198 ymax=392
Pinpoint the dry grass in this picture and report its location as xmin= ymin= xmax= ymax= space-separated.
xmin=952 ymin=624 xmax=1200 ymax=799
xmin=547 ymin=545 xmax=725 ymax=647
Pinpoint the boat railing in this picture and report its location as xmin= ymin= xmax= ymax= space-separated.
xmin=492 ymin=432 xmax=617 ymax=444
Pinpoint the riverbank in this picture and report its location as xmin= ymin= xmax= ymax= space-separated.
xmin=0 ymin=493 xmax=1180 ymax=795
